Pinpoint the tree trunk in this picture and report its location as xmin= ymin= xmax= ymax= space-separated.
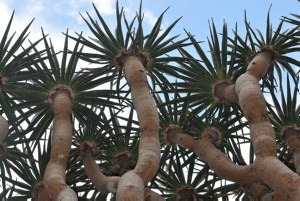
xmin=43 ymin=90 xmax=77 ymax=200
xmin=116 ymin=55 xmax=160 ymax=200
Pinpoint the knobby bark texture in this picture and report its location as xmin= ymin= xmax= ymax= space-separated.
xmin=116 ymin=55 xmax=160 ymax=200
xmin=43 ymin=88 xmax=77 ymax=201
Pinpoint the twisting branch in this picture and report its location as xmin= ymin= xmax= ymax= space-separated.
xmin=235 ymin=50 xmax=276 ymax=157
xmin=234 ymin=49 xmax=300 ymax=200
xmin=163 ymin=124 xmax=257 ymax=185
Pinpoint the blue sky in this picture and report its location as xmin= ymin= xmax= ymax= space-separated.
xmin=1 ymin=0 xmax=299 ymax=50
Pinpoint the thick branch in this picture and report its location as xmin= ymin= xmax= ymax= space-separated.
xmin=122 ymin=56 xmax=160 ymax=183
xmin=235 ymin=51 xmax=276 ymax=157
xmin=114 ymin=55 xmax=160 ymax=200
xmin=164 ymin=125 xmax=257 ymax=185
xmin=43 ymin=91 xmax=77 ymax=200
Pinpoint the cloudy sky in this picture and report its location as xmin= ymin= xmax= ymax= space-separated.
xmin=1 ymin=0 xmax=299 ymax=51
xmin=1 ymin=0 xmax=300 ymax=133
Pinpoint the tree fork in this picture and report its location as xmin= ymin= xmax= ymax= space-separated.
xmin=254 ymin=156 xmax=300 ymax=200
xmin=81 ymin=141 xmax=164 ymax=199
xmin=212 ymin=79 xmax=238 ymax=104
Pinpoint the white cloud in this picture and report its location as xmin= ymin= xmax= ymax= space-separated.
xmin=0 ymin=1 xmax=42 ymax=46
xmin=26 ymin=0 xmax=44 ymax=16
xmin=144 ymin=10 xmax=158 ymax=27
xmin=0 ymin=2 xmax=14 ymax=33
xmin=0 ymin=0 xmax=167 ymax=62
xmin=92 ymin=0 xmax=115 ymax=15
